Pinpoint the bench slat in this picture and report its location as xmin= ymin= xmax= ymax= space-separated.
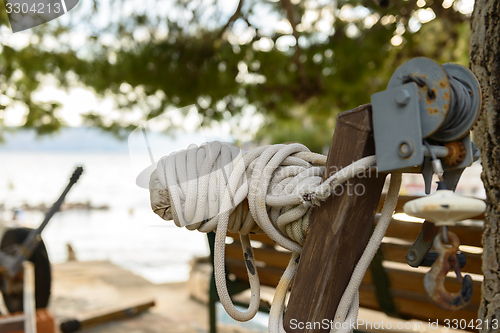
xmin=379 ymin=218 xmax=483 ymax=248
xmin=380 ymin=242 xmax=483 ymax=275
xmin=359 ymin=286 xmax=479 ymax=331
xmin=225 ymin=242 xmax=292 ymax=270
xmin=361 ymin=265 xmax=482 ymax=305
xmin=227 ymin=232 xmax=279 ymax=247
xmin=226 ymin=219 xmax=483 ymax=276
xmin=228 ymin=220 xmax=483 ymax=250
xmin=226 ymin=258 xmax=284 ymax=289
xmin=224 ymin=250 xmax=483 ymax=308
xmin=224 ymin=256 xmax=482 ymax=329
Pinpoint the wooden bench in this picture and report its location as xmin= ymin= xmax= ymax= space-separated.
xmin=207 ymin=194 xmax=484 ymax=333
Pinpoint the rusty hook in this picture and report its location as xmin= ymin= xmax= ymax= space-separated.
xmin=423 ymin=230 xmax=473 ymax=311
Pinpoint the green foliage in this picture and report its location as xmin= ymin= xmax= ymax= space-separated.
xmin=0 ymin=0 xmax=471 ymax=151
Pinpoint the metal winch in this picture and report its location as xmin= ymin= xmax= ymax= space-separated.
xmin=372 ymin=57 xmax=481 ymax=187
xmin=371 ymin=57 xmax=486 ymax=311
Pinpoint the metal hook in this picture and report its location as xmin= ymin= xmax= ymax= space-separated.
xmin=423 ymin=230 xmax=473 ymax=311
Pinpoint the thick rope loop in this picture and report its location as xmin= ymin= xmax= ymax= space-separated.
xmin=149 ymin=141 xmax=400 ymax=331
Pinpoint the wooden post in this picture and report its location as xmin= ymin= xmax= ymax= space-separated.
xmin=284 ymin=104 xmax=386 ymax=332
xmin=60 ymin=300 xmax=155 ymax=333
xmin=23 ymin=261 xmax=37 ymax=333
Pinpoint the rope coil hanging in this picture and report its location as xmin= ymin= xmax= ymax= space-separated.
xmin=149 ymin=141 xmax=401 ymax=332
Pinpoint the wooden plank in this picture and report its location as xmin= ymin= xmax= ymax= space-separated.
xmin=450 ymin=223 xmax=484 ymax=248
xmin=226 ymin=257 xmax=483 ymax=311
xmin=361 ymin=264 xmax=482 ymax=305
xmin=358 ymin=287 xmax=479 ymax=330
xmin=227 ymin=232 xmax=279 ymax=247
xmin=228 ymin=198 xmax=483 ymax=246
xmin=225 ymin=242 xmax=292 ymax=270
xmin=383 ymin=218 xmax=483 ymax=248
xmin=23 ymin=261 xmax=36 ymax=333
xmin=379 ymin=241 xmax=483 ymax=275
xmin=225 ymin=248 xmax=483 ymax=302
xmin=284 ymin=104 xmax=387 ymax=332
xmin=377 ymin=195 xmax=421 ymax=214
xmin=228 ymin=203 xmax=483 ymax=251
xmin=382 ymin=219 xmax=426 ymax=242
xmin=0 ymin=315 xmax=24 ymax=333
xmin=59 ymin=300 xmax=156 ymax=332
xmin=226 ymin=258 xmax=284 ymax=288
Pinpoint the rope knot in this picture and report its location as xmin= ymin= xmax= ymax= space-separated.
xmin=148 ymin=140 xmax=397 ymax=332
xmin=150 ymin=141 xmax=328 ymax=247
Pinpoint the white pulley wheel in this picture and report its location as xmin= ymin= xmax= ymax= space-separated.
xmin=403 ymin=190 xmax=486 ymax=226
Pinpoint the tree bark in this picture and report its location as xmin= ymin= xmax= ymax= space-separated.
xmin=470 ymin=1 xmax=500 ymax=331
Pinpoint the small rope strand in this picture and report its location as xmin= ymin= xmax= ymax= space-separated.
xmin=267 ymin=173 xmax=401 ymax=333
xmin=331 ymin=172 xmax=401 ymax=333
xmin=269 ymin=253 xmax=300 ymax=333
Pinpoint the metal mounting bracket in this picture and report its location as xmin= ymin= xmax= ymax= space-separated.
xmin=372 ymin=82 xmax=423 ymax=173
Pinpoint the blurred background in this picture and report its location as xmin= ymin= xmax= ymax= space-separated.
xmin=0 ymin=0 xmax=481 ymax=286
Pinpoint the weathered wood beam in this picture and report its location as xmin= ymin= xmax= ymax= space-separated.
xmin=284 ymin=104 xmax=386 ymax=332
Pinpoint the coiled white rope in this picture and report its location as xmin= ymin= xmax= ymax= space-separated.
xmin=149 ymin=141 xmax=401 ymax=332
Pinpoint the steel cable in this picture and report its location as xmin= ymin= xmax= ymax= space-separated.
xmin=438 ymin=74 xmax=476 ymax=137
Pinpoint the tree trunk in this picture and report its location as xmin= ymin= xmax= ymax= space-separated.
xmin=470 ymin=1 xmax=500 ymax=331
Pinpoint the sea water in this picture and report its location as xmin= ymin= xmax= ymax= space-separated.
xmin=0 ymin=151 xmax=209 ymax=284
